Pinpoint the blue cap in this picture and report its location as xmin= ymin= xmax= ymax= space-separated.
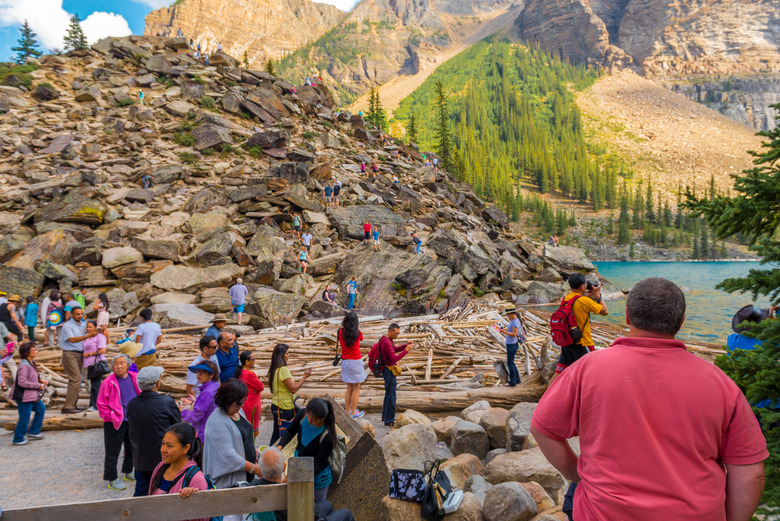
xmin=188 ymin=363 xmax=215 ymax=374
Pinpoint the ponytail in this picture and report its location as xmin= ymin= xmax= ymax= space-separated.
xmin=235 ymin=350 xmax=253 ymax=380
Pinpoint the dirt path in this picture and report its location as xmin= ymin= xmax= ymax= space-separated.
xmin=350 ymin=5 xmax=524 ymax=116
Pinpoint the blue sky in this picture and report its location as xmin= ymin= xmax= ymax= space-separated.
xmin=0 ymin=0 xmax=360 ymax=62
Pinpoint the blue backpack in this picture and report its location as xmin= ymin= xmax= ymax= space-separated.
xmin=181 ymin=466 xmax=222 ymax=521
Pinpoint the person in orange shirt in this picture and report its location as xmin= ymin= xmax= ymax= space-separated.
xmin=550 ymin=273 xmax=608 ymax=384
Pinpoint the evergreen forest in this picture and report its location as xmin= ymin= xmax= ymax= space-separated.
xmin=393 ymin=38 xmax=733 ymax=259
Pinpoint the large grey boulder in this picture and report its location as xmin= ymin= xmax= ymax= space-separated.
xmin=102 ymin=247 xmax=144 ymax=269
xmin=152 ymin=303 xmax=215 ymax=329
xmin=380 ymin=423 xmax=438 ymax=471
xmin=193 ymin=124 xmax=232 ymax=151
xmin=543 ymin=244 xmax=595 ymax=273
xmin=480 ymin=408 xmax=510 ymax=450
xmin=330 ymin=205 xmax=405 ymax=240
xmin=245 ymin=130 xmax=289 ymax=149
xmin=132 ymin=235 xmax=182 ymax=261
xmin=150 ymin=263 xmax=243 ymax=292
xmin=246 ymin=287 xmax=306 ymax=328
xmin=482 ymin=482 xmax=538 ymax=521
xmin=35 ymin=194 xmax=107 ymax=225
xmin=104 ymin=289 xmax=141 ymax=318
xmin=506 ymin=402 xmax=537 ymax=451
xmin=198 ymin=287 xmax=232 ymax=313
xmin=464 ymin=475 xmax=494 ymax=506
xmin=451 ymin=420 xmax=490 ymax=460
xmin=6 ymin=230 xmax=76 ymax=270
xmin=483 ymin=448 xmax=565 ymax=499
xmin=194 ymin=230 xmax=242 ymax=266
xmin=0 ymin=266 xmax=45 ymax=298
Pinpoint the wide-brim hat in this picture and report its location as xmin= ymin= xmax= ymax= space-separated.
xmin=188 ymin=363 xmax=216 ymax=374
xmin=502 ymin=307 xmax=519 ymax=316
xmin=8 ymin=294 xmax=20 ymax=302
xmin=118 ymin=341 xmax=143 ymax=358
xmin=732 ymin=305 xmax=771 ymax=333
xmin=211 ymin=313 xmax=229 ymax=323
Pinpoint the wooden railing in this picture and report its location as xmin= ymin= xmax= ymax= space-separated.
xmin=2 ymin=457 xmax=315 ymax=521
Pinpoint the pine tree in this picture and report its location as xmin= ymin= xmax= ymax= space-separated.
xmin=645 ymin=178 xmax=656 ymax=224
xmin=407 ymin=114 xmax=418 ymax=143
xmin=63 ymin=15 xmax=88 ymax=52
xmin=685 ymin=104 xmax=780 ymax=504
xmin=699 ymin=220 xmax=709 ymax=258
xmin=433 ymin=80 xmax=452 ymax=170
xmin=11 ymin=20 xmax=42 ymax=64
xmin=617 ymin=192 xmax=631 ymax=245
xmin=691 ymin=222 xmax=700 ymax=259
xmin=243 ymin=51 xmax=249 ymax=69
xmin=265 ymin=60 xmax=276 ymax=76
xmin=632 ymin=182 xmax=644 ymax=229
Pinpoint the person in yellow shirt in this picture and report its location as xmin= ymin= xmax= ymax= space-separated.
xmin=267 ymin=343 xmax=311 ymax=446
xmin=551 ymin=273 xmax=608 ymax=383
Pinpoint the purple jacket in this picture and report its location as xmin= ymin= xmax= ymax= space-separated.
xmin=181 ymin=379 xmax=218 ymax=440
xmin=12 ymin=359 xmax=41 ymax=403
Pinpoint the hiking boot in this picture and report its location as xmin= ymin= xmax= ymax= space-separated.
xmin=108 ymin=478 xmax=127 ymax=491
xmin=122 ymin=473 xmax=136 ymax=482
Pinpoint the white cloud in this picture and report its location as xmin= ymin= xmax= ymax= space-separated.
xmin=314 ymin=0 xmax=361 ymax=12
xmin=0 ymin=0 xmax=132 ymax=50
xmin=81 ymin=12 xmax=132 ymax=43
xmin=131 ymin=0 xmax=172 ymax=9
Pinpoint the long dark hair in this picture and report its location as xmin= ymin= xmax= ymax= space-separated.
xmin=49 ymin=288 xmax=60 ymax=302
xmin=150 ymin=423 xmax=203 ymax=494
xmin=214 ymin=380 xmax=248 ymax=414
xmin=98 ymin=292 xmax=109 ymax=312
xmin=306 ymin=398 xmax=337 ymax=448
xmin=234 ymin=350 xmax=253 ymax=380
xmin=340 ymin=312 xmax=360 ymax=350
xmin=267 ymin=344 xmax=289 ymax=393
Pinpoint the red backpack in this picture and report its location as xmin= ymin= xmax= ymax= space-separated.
xmin=368 ymin=339 xmax=385 ymax=377
xmin=550 ymin=295 xmax=583 ymax=347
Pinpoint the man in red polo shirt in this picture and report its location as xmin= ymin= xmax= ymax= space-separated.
xmin=531 ymin=277 xmax=767 ymax=521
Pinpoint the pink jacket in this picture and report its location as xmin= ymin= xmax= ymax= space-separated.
xmin=97 ymin=372 xmax=141 ymax=429
xmin=150 ymin=460 xmax=210 ymax=521
xmin=12 ymin=359 xmax=41 ymax=403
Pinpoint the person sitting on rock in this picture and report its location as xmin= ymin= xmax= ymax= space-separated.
xmin=140 ymin=174 xmax=154 ymax=189
xmin=322 ymin=285 xmax=337 ymax=305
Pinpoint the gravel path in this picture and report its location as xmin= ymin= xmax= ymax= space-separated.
xmin=0 ymin=412 xmax=393 ymax=510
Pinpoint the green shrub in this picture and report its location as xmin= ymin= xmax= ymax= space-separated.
xmin=240 ymin=112 xmax=251 ymax=120
xmin=174 ymin=132 xmax=194 ymax=147
xmin=186 ymin=112 xmax=196 ymax=121
xmin=117 ymin=98 xmax=135 ymax=107
xmin=180 ymin=152 xmax=198 ymax=164
xmin=0 ymin=62 xmax=38 ymax=88
xmin=37 ymin=82 xmax=53 ymax=89
xmin=201 ymin=147 xmax=215 ymax=156
xmin=192 ymin=73 xmax=205 ymax=85
xmin=302 ymin=131 xmax=317 ymax=140
xmin=223 ymin=79 xmax=237 ymax=87
xmin=246 ymin=146 xmax=263 ymax=159
xmin=179 ymin=121 xmax=193 ymax=132
xmin=200 ymin=95 xmax=216 ymax=109
xmin=219 ymin=143 xmax=235 ymax=154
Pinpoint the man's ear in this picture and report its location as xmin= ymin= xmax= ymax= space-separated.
xmin=625 ymin=308 xmax=630 ymax=326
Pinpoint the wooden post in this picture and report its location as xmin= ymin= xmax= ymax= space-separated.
xmin=287 ymin=456 xmax=315 ymax=521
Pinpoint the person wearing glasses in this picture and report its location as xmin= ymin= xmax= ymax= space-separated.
xmin=185 ymin=336 xmax=220 ymax=400
xmin=235 ymin=351 xmax=264 ymax=440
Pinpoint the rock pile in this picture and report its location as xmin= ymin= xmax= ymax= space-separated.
xmin=0 ymin=36 xmax=595 ymax=329
xmin=378 ymin=401 xmax=572 ymax=521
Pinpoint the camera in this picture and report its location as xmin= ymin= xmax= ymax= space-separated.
xmin=586 ymin=280 xmax=601 ymax=291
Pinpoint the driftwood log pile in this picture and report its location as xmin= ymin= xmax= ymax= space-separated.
xmin=1 ymin=302 xmax=727 ymax=430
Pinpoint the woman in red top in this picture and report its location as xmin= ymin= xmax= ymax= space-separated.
xmin=339 ymin=312 xmax=365 ymax=418
xmin=235 ymin=351 xmax=264 ymax=439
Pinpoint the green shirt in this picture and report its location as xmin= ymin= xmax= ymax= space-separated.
xmin=272 ymin=366 xmax=295 ymax=410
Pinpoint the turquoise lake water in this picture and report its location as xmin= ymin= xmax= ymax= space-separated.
xmin=590 ymin=261 xmax=774 ymax=344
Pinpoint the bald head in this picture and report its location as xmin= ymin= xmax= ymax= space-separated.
xmin=258 ymin=447 xmax=285 ymax=482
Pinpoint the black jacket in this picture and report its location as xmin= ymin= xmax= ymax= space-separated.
xmin=278 ymin=409 xmax=334 ymax=475
xmin=126 ymin=390 xmax=181 ymax=472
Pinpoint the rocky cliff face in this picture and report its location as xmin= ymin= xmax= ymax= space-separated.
xmin=144 ymin=0 xmax=345 ymax=67
xmin=0 ymin=36 xmax=589 ymax=328
xmin=516 ymin=0 xmax=780 ymax=129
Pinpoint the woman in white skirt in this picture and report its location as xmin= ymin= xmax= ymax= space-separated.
xmin=338 ymin=312 xmax=365 ymax=419
xmin=95 ymin=293 xmax=110 ymax=339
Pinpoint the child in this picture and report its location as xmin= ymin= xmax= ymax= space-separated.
xmin=23 ymin=296 xmax=38 ymax=343
xmin=372 ymin=226 xmax=381 ymax=252
xmin=299 ymin=248 xmax=309 ymax=274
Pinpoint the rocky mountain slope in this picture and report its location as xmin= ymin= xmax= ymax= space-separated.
xmin=0 ymin=36 xmax=592 ymax=329
xmin=515 ymin=0 xmax=780 ymax=130
xmin=144 ymin=0 xmax=345 ymax=66
xmin=279 ymin=0 xmax=521 ymax=103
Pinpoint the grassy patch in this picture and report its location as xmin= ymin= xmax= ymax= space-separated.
xmin=201 ymin=147 xmax=215 ymax=156
xmin=200 ymin=95 xmax=216 ymax=109
xmin=0 ymin=62 xmax=38 ymax=88
xmin=117 ymin=98 xmax=135 ymax=107
xmin=180 ymin=152 xmax=198 ymax=164
xmin=192 ymin=73 xmax=205 ymax=85
xmin=174 ymin=132 xmax=194 ymax=147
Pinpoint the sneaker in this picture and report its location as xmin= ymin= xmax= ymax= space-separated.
xmin=108 ymin=478 xmax=127 ymax=491
xmin=28 ymin=433 xmax=44 ymax=440
xmin=87 ymin=407 xmax=97 ymax=412
xmin=122 ymin=473 xmax=136 ymax=482
xmin=352 ymin=410 xmax=365 ymax=419
xmin=13 ymin=440 xmax=28 ymax=446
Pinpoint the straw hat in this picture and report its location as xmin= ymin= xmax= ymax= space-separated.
xmin=118 ymin=341 xmax=143 ymax=358
xmin=211 ymin=313 xmax=229 ymax=323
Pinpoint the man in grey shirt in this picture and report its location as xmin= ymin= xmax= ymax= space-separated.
xmin=229 ymin=278 xmax=249 ymax=325
xmin=60 ymin=307 xmax=96 ymax=413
